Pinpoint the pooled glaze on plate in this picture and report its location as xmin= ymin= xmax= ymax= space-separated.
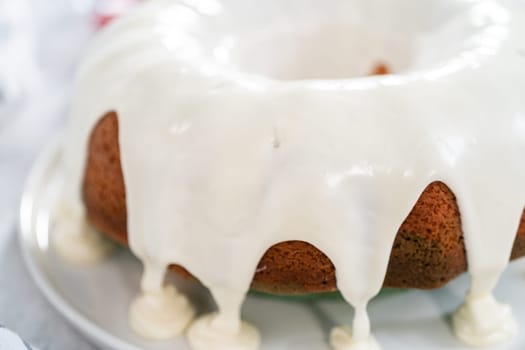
xmin=55 ymin=0 xmax=525 ymax=349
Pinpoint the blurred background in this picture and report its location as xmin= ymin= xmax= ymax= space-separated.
xmin=0 ymin=1 xmax=138 ymax=349
xmin=0 ymin=0 xmax=139 ymax=130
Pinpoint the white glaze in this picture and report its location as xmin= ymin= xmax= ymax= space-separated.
xmin=57 ymin=0 xmax=525 ymax=349
xmin=452 ymin=293 xmax=518 ymax=347
xmin=187 ymin=313 xmax=260 ymax=350
xmin=54 ymin=202 xmax=114 ymax=263
xmin=129 ymin=285 xmax=195 ymax=339
xmin=330 ymin=325 xmax=381 ymax=350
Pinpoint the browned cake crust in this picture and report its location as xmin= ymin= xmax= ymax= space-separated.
xmin=83 ymin=112 xmax=525 ymax=294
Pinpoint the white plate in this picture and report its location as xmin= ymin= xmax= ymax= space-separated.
xmin=19 ymin=143 xmax=525 ymax=350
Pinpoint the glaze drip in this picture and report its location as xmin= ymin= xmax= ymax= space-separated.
xmin=56 ymin=1 xmax=525 ymax=349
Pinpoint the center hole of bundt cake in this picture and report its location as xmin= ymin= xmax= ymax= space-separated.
xmin=229 ymin=23 xmax=413 ymax=80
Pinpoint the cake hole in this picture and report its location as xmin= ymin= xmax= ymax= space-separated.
xmin=371 ymin=63 xmax=390 ymax=76
xmin=231 ymin=23 xmax=411 ymax=80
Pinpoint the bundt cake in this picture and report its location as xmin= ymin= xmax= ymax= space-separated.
xmin=54 ymin=0 xmax=525 ymax=349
